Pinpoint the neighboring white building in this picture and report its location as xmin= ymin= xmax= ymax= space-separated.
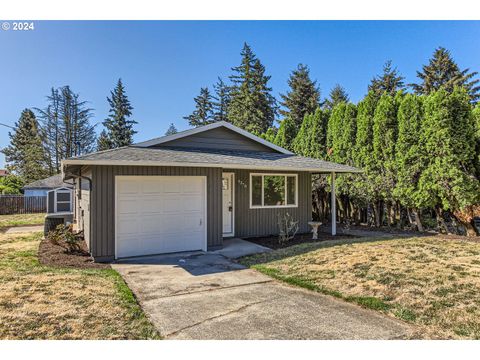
xmin=23 ymin=174 xmax=73 ymax=197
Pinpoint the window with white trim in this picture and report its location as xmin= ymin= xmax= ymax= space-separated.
xmin=250 ymin=174 xmax=297 ymax=208
xmin=55 ymin=188 xmax=72 ymax=212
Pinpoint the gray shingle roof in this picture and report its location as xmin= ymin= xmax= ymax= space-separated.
xmin=24 ymin=174 xmax=73 ymax=189
xmin=64 ymin=146 xmax=362 ymax=173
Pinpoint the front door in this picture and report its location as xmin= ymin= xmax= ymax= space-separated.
xmin=222 ymin=173 xmax=234 ymax=237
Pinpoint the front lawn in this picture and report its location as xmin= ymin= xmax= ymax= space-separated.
xmin=240 ymin=236 xmax=480 ymax=339
xmin=0 ymin=231 xmax=160 ymax=339
xmin=0 ymin=213 xmax=46 ymax=230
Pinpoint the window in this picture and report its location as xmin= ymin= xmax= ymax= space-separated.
xmin=250 ymin=174 xmax=297 ymax=208
xmin=55 ymin=188 xmax=72 ymax=212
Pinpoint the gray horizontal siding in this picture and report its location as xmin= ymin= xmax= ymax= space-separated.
xmin=232 ymin=170 xmax=311 ymax=238
xmin=156 ymin=127 xmax=277 ymax=153
xmin=90 ymin=165 xmax=222 ymax=259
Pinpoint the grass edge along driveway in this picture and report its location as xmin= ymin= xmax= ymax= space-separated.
xmin=0 ymin=231 xmax=160 ymax=339
xmin=239 ymin=235 xmax=480 ymax=340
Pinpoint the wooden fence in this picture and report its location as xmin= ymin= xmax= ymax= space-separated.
xmin=0 ymin=195 xmax=47 ymax=215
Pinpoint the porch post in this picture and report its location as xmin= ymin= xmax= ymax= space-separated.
xmin=331 ymin=171 xmax=336 ymax=236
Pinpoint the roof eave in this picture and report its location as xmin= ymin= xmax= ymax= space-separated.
xmin=62 ymin=159 xmax=362 ymax=173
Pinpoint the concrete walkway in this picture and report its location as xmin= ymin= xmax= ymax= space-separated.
xmin=113 ymin=242 xmax=413 ymax=339
xmin=4 ymin=225 xmax=44 ymax=234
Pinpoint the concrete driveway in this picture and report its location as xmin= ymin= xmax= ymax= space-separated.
xmin=113 ymin=241 xmax=413 ymax=340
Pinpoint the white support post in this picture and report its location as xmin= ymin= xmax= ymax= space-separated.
xmin=331 ymin=172 xmax=336 ymax=236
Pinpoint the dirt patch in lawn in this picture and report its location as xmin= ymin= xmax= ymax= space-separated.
xmin=245 ymin=232 xmax=358 ymax=250
xmin=38 ymin=237 xmax=109 ymax=270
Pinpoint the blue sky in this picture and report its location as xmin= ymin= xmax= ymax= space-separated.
xmin=1 ymin=21 xmax=479 ymax=168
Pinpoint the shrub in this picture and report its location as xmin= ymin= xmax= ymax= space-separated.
xmin=48 ymin=224 xmax=83 ymax=253
xmin=277 ymin=212 xmax=299 ymax=244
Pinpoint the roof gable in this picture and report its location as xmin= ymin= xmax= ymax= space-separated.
xmin=135 ymin=121 xmax=293 ymax=155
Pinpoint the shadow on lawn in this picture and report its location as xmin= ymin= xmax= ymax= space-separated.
xmin=238 ymin=230 xmax=435 ymax=267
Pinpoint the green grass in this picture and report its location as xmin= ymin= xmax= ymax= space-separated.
xmin=0 ymin=213 xmax=46 ymax=230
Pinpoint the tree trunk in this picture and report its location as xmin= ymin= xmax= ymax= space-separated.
xmin=413 ymin=208 xmax=424 ymax=232
xmin=435 ymin=207 xmax=450 ymax=234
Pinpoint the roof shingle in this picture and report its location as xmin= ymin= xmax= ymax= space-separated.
xmin=64 ymin=146 xmax=362 ymax=173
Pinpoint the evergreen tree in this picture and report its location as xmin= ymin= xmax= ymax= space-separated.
xmin=394 ymin=94 xmax=425 ymax=230
xmin=103 ymin=79 xmax=137 ymax=148
xmin=35 ymin=87 xmax=61 ymax=174
xmin=97 ymin=130 xmax=113 ymax=151
xmin=260 ymin=127 xmax=277 ymax=144
xmin=1 ymin=109 xmax=49 ymax=183
xmin=165 ymin=123 xmax=178 ymax=136
xmin=412 ymin=47 xmax=480 ymax=102
xmin=372 ymin=93 xmax=400 ymax=203
xmin=58 ymin=86 xmax=97 ymax=158
xmin=184 ymin=87 xmax=215 ymax=127
xmin=418 ymin=88 xmax=480 ymax=220
xmin=212 ymin=77 xmax=230 ymax=122
xmin=473 ymin=105 xmax=480 ymax=178
xmin=327 ymin=103 xmax=357 ymax=165
xmin=279 ymin=64 xmax=320 ymax=130
xmin=368 ymin=60 xmax=405 ymax=99
xmin=324 ymin=84 xmax=349 ymax=111
xmin=0 ymin=174 xmax=24 ymax=195
xmin=352 ymin=92 xmax=378 ymax=213
xmin=227 ymin=43 xmax=276 ymax=133
xmin=292 ymin=108 xmax=328 ymax=159
xmin=274 ymin=117 xmax=296 ymax=151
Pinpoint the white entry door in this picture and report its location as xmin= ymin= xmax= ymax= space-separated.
xmin=115 ymin=176 xmax=207 ymax=258
xmin=222 ymin=173 xmax=234 ymax=236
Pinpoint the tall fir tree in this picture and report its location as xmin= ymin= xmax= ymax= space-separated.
xmin=1 ymin=109 xmax=49 ymax=183
xmin=324 ymin=84 xmax=349 ymax=111
xmin=412 ymin=47 xmax=480 ymax=102
xmin=227 ymin=43 xmax=276 ymax=133
xmin=372 ymin=92 xmax=400 ymax=204
xmin=102 ymin=79 xmax=137 ymax=148
xmin=165 ymin=123 xmax=178 ymax=136
xmin=279 ymin=64 xmax=320 ymax=131
xmin=368 ymin=60 xmax=405 ymax=99
xmin=418 ymin=88 xmax=480 ymax=224
xmin=59 ymin=86 xmax=97 ymax=158
xmin=37 ymin=86 xmax=96 ymax=172
xmin=35 ymin=87 xmax=61 ymax=174
xmin=393 ymin=93 xmax=425 ymax=230
xmin=292 ymin=108 xmax=328 ymax=159
xmin=184 ymin=87 xmax=215 ymax=127
xmin=352 ymin=92 xmax=379 ymax=217
xmin=327 ymin=103 xmax=357 ymax=166
xmin=212 ymin=77 xmax=230 ymax=122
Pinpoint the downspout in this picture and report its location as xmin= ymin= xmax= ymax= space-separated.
xmin=63 ymin=166 xmax=92 ymax=249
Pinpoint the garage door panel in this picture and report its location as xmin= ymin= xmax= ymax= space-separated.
xmin=117 ymin=217 xmax=140 ymax=235
xmin=182 ymin=179 xmax=204 ymax=193
xmin=116 ymin=176 xmax=206 ymax=258
xmin=117 ymin=180 xmax=140 ymax=195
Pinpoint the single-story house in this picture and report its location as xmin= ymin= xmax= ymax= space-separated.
xmin=23 ymin=174 xmax=73 ymax=197
xmin=62 ymin=121 xmax=361 ymax=262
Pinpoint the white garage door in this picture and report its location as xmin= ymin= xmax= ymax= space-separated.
xmin=115 ymin=176 xmax=207 ymax=258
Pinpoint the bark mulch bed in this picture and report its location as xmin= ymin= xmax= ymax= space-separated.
xmin=245 ymin=232 xmax=358 ymax=250
xmin=39 ymin=237 xmax=110 ymax=269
